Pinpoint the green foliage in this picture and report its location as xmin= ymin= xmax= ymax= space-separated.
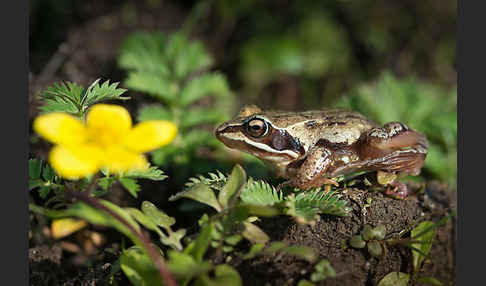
xmin=241 ymin=13 xmax=350 ymax=90
xmin=118 ymin=31 xmax=233 ymax=171
xmin=126 ymin=201 xmax=186 ymax=251
xmin=38 ymin=79 xmax=128 ymax=118
xmin=310 ymin=259 xmax=336 ymax=282
xmin=334 ymin=72 xmax=457 ymax=186
xmin=378 ymin=272 xmax=410 ymax=286
xmin=29 ymin=158 xmax=63 ymax=199
xmin=240 ymin=178 xmax=283 ymax=206
xmin=410 ymin=221 xmax=436 ymax=272
xmin=349 ymin=224 xmax=387 ymax=258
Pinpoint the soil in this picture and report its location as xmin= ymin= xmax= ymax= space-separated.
xmin=230 ymin=181 xmax=456 ymax=286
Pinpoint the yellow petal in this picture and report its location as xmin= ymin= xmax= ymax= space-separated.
xmin=51 ymin=218 xmax=88 ymax=239
xmin=86 ymin=104 xmax=132 ymax=148
xmin=123 ymin=121 xmax=178 ymax=152
xmin=33 ymin=113 xmax=87 ymax=145
xmin=102 ymin=147 xmax=149 ymax=174
xmin=49 ymin=145 xmax=103 ymax=179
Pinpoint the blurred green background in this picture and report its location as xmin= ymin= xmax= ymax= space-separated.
xmin=29 ymin=0 xmax=456 ymax=187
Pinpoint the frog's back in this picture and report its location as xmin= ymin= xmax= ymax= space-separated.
xmin=270 ymin=108 xmax=377 ymax=146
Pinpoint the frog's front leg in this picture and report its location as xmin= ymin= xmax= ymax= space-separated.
xmin=284 ymin=145 xmax=338 ymax=190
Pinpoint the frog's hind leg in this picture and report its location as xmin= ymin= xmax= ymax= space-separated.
xmin=360 ymin=122 xmax=428 ymax=176
xmin=285 ymin=145 xmax=339 ymax=190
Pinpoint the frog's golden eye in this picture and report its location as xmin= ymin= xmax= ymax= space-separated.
xmin=246 ymin=118 xmax=268 ymax=138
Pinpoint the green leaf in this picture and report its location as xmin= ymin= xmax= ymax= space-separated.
xmin=280 ymin=245 xmax=317 ymax=263
xmin=243 ymin=243 xmax=265 ymax=260
xmin=349 ymin=235 xmax=366 ymax=249
xmin=240 ymin=179 xmax=283 ymax=206
xmin=28 ymin=179 xmax=43 ymax=191
xmin=120 ymin=246 xmax=163 ymax=286
xmin=119 ymin=178 xmax=141 ymax=198
xmin=39 ymin=81 xmax=83 ymax=115
xmin=411 ymin=221 xmax=436 ymax=271
xmin=241 ymin=222 xmax=269 ymax=244
xmin=125 ymin=71 xmax=178 ymax=102
xmin=166 ymin=250 xmax=212 ymax=282
xmin=417 ymin=276 xmax=443 ymax=285
xmin=298 ymin=280 xmax=316 ymax=286
xmin=180 ymin=73 xmax=230 ymax=106
xmin=82 ymin=79 xmax=129 ymax=107
xmin=166 ymin=33 xmax=213 ymax=79
xmin=185 ymin=222 xmax=213 ymax=262
xmin=29 ymin=158 xmax=42 ymax=179
xmin=170 ymin=183 xmax=222 ymax=212
xmin=125 ymin=208 xmax=161 ymax=234
xmin=160 ymin=228 xmax=186 ymax=251
xmin=141 ymin=201 xmax=175 ymax=230
xmin=138 ymin=105 xmax=173 ymax=122
xmin=123 ymin=166 xmax=168 ymax=181
xmin=38 ymin=186 xmax=52 ymax=199
xmin=63 ymin=200 xmax=141 ymax=243
xmin=118 ymin=31 xmax=169 ymax=75
xmin=311 ymin=259 xmax=336 ymax=282
xmin=367 ymin=241 xmax=383 ymax=258
xmin=219 ymin=165 xmax=247 ymax=209
xmin=377 ymin=272 xmax=410 ymax=286
xmin=238 ymin=204 xmax=280 ymax=217
xmin=98 ymin=177 xmax=116 ymax=191
xmin=196 ymin=264 xmax=242 ymax=286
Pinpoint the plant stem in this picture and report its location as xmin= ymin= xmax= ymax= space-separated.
xmin=84 ymin=172 xmax=102 ymax=196
xmin=69 ymin=190 xmax=178 ymax=286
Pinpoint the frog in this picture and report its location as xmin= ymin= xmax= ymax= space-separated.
xmin=215 ymin=105 xmax=428 ymax=197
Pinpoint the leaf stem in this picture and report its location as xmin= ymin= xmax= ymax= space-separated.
xmin=68 ymin=190 xmax=178 ymax=286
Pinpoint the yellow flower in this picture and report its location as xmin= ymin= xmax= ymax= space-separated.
xmin=33 ymin=104 xmax=177 ymax=179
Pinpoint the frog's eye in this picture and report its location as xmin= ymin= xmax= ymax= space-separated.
xmin=246 ymin=118 xmax=268 ymax=138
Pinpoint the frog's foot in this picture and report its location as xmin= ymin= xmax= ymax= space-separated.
xmin=360 ymin=122 xmax=428 ymax=176
xmin=384 ymin=181 xmax=409 ymax=199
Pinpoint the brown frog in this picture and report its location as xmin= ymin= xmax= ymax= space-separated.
xmin=215 ymin=105 xmax=428 ymax=197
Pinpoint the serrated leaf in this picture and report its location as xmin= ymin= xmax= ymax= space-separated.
xmin=180 ymin=73 xmax=229 ymax=106
xmin=39 ymin=81 xmax=83 ymax=115
xmin=119 ymin=178 xmax=141 ymax=198
xmin=123 ymin=166 xmax=167 ymax=181
xmin=82 ymin=79 xmax=129 ymax=107
xmin=170 ymin=183 xmax=222 ymax=212
xmin=98 ymin=177 xmax=116 ymax=191
xmin=118 ymin=31 xmax=169 ymax=75
xmin=378 ymin=272 xmax=410 ymax=286
xmin=166 ymin=33 xmax=213 ymax=79
xmin=411 ymin=221 xmax=436 ymax=271
xmin=125 ymin=71 xmax=178 ymax=102
xmin=219 ymin=165 xmax=247 ymax=209
xmin=141 ymin=201 xmax=175 ymax=230
xmin=240 ymin=179 xmax=283 ymax=206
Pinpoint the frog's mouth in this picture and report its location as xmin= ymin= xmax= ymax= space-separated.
xmin=215 ymin=124 xmax=299 ymax=162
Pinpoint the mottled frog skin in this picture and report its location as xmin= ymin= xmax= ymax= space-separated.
xmin=215 ymin=105 xmax=428 ymax=191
